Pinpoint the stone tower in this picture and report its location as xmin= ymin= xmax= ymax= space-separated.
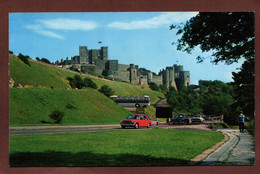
xmin=79 ymin=46 xmax=89 ymax=64
xmin=130 ymin=64 xmax=139 ymax=84
xmin=101 ymin=47 xmax=108 ymax=60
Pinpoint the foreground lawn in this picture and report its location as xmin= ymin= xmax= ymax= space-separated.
xmin=9 ymin=129 xmax=224 ymax=167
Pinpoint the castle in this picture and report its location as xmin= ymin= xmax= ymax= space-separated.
xmin=57 ymin=46 xmax=190 ymax=90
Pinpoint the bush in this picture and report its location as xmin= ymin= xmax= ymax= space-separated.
xmin=49 ymin=109 xmax=65 ymax=124
xmin=149 ymin=82 xmax=159 ymax=91
xmin=40 ymin=58 xmax=51 ymax=64
xmin=98 ymin=85 xmax=115 ymax=97
xmin=245 ymin=120 xmax=255 ymax=137
xmin=18 ymin=53 xmax=31 ymax=66
xmin=66 ymin=75 xmax=84 ymax=89
xmin=84 ymin=78 xmax=98 ymax=89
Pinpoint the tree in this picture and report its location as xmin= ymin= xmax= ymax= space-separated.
xmin=171 ymin=12 xmax=255 ymax=121
xmin=49 ymin=109 xmax=65 ymax=124
xmin=232 ymin=58 xmax=255 ymax=117
xmin=40 ymin=58 xmax=51 ymax=64
xmin=18 ymin=53 xmax=31 ymax=67
xmin=159 ymin=84 xmax=168 ymax=94
xmin=149 ymin=82 xmax=159 ymax=91
xmin=171 ymin=12 xmax=254 ymax=64
xmin=98 ymin=85 xmax=115 ymax=97
xmin=66 ymin=75 xmax=84 ymax=89
xmin=84 ymin=78 xmax=98 ymax=89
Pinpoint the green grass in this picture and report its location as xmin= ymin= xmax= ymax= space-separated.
xmin=9 ymin=88 xmax=132 ymax=126
xmin=9 ymin=55 xmax=164 ymax=121
xmin=9 ymin=129 xmax=224 ymax=167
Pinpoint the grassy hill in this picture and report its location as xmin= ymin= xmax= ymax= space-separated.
xmin=9 ymin=55 xmax=164 ymax=126
xmin=9 ymin=88 xmax=132 ymax=126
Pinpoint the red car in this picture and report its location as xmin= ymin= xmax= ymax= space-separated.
xmin=120 ymin=114 xmax=152 ymax=129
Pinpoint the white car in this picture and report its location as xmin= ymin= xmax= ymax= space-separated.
xmin=191 ymin=115 xmax=205 ymax=123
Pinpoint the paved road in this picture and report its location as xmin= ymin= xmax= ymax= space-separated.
xmin=9 ymin=125 xmax=123 ymax=135
xmin=200 ymin=129 xmax=255 ymax=165
xmin=9 ymin=122 xmax=212 ymax=135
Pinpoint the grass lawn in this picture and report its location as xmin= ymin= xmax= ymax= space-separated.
xmin=9 ymin=129 xmax=224 ymax=167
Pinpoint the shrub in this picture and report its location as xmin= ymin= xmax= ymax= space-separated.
xmin=40 ymin=58 xmax=51 ymax=64
xmin=84 ymin=78 xmax=98 ymax=89
xmin=245 ymin=120 xmax=255 ymax=137
xmin=98 ymin=85 xmax=115 ymax=97
xmin=66 ymin=75 xmax=84 ymax=89
xmin=18 ymin=53 xmax=31 ymax=66
xmin=149 ymin=82 xmax=159 ymax=91
xmin=49 ymin=109 xmax=65 ymax=124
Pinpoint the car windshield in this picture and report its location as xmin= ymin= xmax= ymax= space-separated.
xmin=127 ymin=115 xmax=139 ymax=119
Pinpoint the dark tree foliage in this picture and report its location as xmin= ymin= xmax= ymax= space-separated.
xmin=84 ymin=78 xmax=98 ymax=89
xmin=36 ymin=57 xmax=41 ymax=61
xmin=18 ymin=53 xmax=31 ymax=67
xmin=40 ymin=58 xmax=51 ymax=64
xmin=232 ymin=59 xmax=255 ymax=117
xmin=9 ymin=50 xmax=13 ymax=54
xmin=171 ymin=12 xmax=255 ymax=64
xmin=66 ymin=75 xmax=84 ymax=89
xmin=149 ymin=82 xmax=159 ymax=91
xmin=49 ymin=109 xmax=65 ymax=124
xmin=98 ymin=85 xmax=115 ymax=97
xmin=159 ymin=84 xmax=168 ymax=94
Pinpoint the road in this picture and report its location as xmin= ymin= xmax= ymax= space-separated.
xmin=9 ymin=122 xmax=211 ymax=135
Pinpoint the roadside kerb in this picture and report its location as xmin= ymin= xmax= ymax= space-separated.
xmin=188 ymin=131 xmax=229 ymax=165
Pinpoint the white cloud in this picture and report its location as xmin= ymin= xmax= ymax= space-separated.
xmin=35 ymin=30 xmax=64 ymax=39
xmin=108 ymin=12 xmax=198 ymax=30
xmin=25 ymin=24 xmax=64 ymax=39
xmin=37 ymin=18 xmax=98 ymax=31
xmin=24 ymin=18 xmax=98 ymax=39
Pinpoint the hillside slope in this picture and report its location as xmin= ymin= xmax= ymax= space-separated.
xmin=9 ymin=55 xmax=164 ymax=126
xmin=9 ymin=88 xmax=132 ymax=126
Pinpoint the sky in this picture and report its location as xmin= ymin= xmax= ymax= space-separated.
xmin=9 ymin=12 xmax=244 ymax=85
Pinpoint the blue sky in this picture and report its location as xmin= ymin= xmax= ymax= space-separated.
xmin=9 ymin=12 xmax=244 ymax=85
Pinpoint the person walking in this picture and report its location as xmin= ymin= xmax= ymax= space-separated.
xmin=238 ymin=111 xmax=246 ymax=133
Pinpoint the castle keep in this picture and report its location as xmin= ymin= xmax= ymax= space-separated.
xmin=58 ymin=46 xmax=190 ymax=90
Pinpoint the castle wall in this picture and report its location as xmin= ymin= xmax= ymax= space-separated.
xmin=139 ymin=75 xmax=148 ymax=85
xmin=152 ymin=75 xmax=163 ymax=85
xmin=106 ymin=60 xmax=118 ymax=71
xmin=81 ymin=64 xmax=95 ymax=73
xmin=95 ymin=59 xmax=107 ymax=75
xmin=89 ymin=49 xmax=100 ymax=64
xmin=113 ymin=71 xmax=130 ymax=82
xmin=118 ymin=64 xmax=130 ymax=71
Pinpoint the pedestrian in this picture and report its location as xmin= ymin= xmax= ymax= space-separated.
xmin=238 ymin=111 xmax=246 ymax=133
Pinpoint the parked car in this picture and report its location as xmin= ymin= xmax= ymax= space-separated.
xmin=202 ymin=115 xmax=211 ymax=121
xmin=120 ymin=114 xmax=152 ymax=129
xmin=170 ymin=114 xmax=190 ymax=125
xmin=191 ymin=115 xmax=205 ymax=123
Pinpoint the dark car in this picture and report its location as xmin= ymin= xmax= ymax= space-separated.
xmin=170 ymin=114 xmax=190 ymax=125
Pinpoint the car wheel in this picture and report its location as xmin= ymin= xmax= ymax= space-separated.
xmin=121 ymin=126 xmax=125 ymax=129
xmin=147 ymin=123 xmax=151 ymax=128
xmin=134 ymin=123 xmax=139 ymax=129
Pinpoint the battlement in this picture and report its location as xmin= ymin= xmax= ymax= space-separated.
xmin=58 ymin=46 xmax=190 ymax=90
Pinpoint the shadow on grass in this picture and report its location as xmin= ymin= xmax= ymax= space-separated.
xmin=10 ymin=151 xmax=189 ymax=167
